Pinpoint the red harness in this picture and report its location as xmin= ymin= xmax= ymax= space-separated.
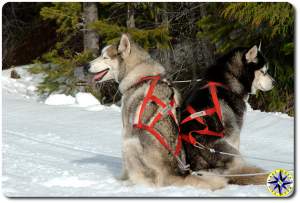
xmin=133 ymin=75 xmax=183 ymax=158
xmin=132 ymin=77 xmax=225 ymax=169
xmin=180 ymin=82 xmax=226 ymax=145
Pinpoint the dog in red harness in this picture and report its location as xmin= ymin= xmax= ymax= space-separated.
xmin=180 ymin=45 xmax=275 ymax=185
xmin=85 ymin=34 xmax=227 ymax=189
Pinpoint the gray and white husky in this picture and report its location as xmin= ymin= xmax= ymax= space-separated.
xmin=85 ymin=34 xmax=227 ymax=189
xmin=180 ymin=44 xmax=275 ymax=185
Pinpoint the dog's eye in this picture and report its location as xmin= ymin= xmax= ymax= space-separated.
xmin=103 ymin=56 xmax=109 ymax=59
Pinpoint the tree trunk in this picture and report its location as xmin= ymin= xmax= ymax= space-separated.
xmin=83 ymin=2 xmax=99 ymax=57
xmin=189 ymin=3 xmax=215 ymax=82
xmin=161 ymin=2 xmax=171 ymax=72
xmin=198 ymin=3 xmax=215 ymax=68
xmin=126 ymin=3 xmax=135 ymax=28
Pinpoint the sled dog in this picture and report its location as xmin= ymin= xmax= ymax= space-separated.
xmin=180 ymin=45 xmax=275 ymax=185
xmin=85 ymin=34 xmax=227 ymax=189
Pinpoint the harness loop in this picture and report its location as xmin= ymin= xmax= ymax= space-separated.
xmin=180 ymin=82 xmax=226 ymax=139
xmin=133 ymin=75 xmax=189 ymax=171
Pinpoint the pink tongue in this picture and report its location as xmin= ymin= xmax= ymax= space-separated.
xmin=92 ymin=70 xmax=107 ymax=82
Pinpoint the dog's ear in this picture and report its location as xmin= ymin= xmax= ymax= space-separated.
xmin=258 ymin=41 xmax=262 ymax=51
xmin=118 ymin=34 xmax=131 ymax=58
xmin=245 ymin=45 xmax=258 ymax=63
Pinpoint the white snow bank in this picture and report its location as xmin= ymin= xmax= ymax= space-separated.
xmin=75 ymin=92 xmax=100 ymax=107
xmin=2 ymin=65 xmax=44 ymax=100
xmin=45 ymin=92 xmax=100 ymax=107
xmin=44 ymin=92 xmax=121 ymax=112
xmin=45 ymin=94 xmax=76 ymax=105
xmin=245 ymin=102 xmax=253 ymax=112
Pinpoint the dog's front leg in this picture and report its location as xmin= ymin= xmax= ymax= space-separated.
xmin=117 ymin=128 xmax=129 ymax=181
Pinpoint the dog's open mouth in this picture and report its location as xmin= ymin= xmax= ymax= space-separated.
xmin=92 ymin=68 xmax=109 ymax=82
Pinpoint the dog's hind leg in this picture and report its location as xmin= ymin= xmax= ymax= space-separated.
xmin=143 ymin=148 xmax=227 ymax=190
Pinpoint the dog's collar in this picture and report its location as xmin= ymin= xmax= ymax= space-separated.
xmin=201 ymin=81 xmax=228 ymax=90
xmin=118 ymin=63 xmax=166 ymax=93
xmin=138 ymin=75 xmax=161 ymax=83
xmin=123 ymin=75 xmax=165 ymax=93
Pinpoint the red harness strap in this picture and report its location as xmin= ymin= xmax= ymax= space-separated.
xmin=133 ymin=75 xmax=182 ymax=157
xmin=181 ymin=82 xmax=226 ymax=145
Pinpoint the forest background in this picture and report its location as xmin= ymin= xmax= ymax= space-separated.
xmin=2 ymin=2 xmax=294 ymax=115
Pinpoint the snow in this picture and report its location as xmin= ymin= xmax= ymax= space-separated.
xmin=43 ymin=177 xmax=98 ymax=188
xmin=45 ymin=92 xmax=103 ymax=109
xmin=2 ymin=66 xmax=294 ymax=197
xmin=45 ymin=94 xmax=76 ymax=105
xmin=2 ymin=65 xmax=44 ymax=100
xmin=75 ymin=92 xmax=100 ymax=107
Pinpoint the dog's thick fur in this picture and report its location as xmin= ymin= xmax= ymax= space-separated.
xmin=180 ymin=45 xmax=275 ymax=185
xmin=86 ymin=34 xmax=227 ymax=189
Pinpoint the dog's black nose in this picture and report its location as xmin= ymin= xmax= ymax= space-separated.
xmin=83 ymin=63 xmax=90 ymax=75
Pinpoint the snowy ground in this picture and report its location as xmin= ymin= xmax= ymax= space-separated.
xmin=2 ymin=66 xmax=294 ymax=197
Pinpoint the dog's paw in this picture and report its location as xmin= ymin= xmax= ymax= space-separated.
xmin=198 ymin=173 xmax=227 ymax=190
xmin=207 ymin=176 xmax=228 ymax=191
xmin=192 ymin=171 xmax=228 ymax=190
xmin=116 ymin=171 xmax=129 ymax=181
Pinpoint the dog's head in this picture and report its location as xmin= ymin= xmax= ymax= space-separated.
xmin=244 ymin=45 xmax=275 ymax=94
xmin=84 ymin=44 xmax=120 ymax=83
xmin=85 ymin=34 xmax=165 ymax=93
xmin=85 ymin=34 xmax=134 ymax=83
xmin=227 ymin=44 xmax=275 ymax=95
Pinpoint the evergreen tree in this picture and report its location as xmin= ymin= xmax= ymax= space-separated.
xmin=29 ymin=3 xmax=93 ymax=96
xmin=29 ymin=2 xmax=171 ymax=103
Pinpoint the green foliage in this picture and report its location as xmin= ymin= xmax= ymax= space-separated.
xmin=89 ymin=20 xmax=170 ymax=49
xmin=30 ymin=3 xmax=85 ymax=96
xmin=197 ymin=3 xmax=294 ymax=53
xmin=89 ymin=3 xmax=171 ymax=50
xmin=196 ymin=2 xmax=294 ymax=115
xmin=40 ymin=3 xmax=81 ymax=34
xmin=31 ymin=2 xmax=171 ymax=98
xmin=29 ymin=51 xmax=94 ymax=96
xmin=222 ymin=3 xmax=294 ymax=37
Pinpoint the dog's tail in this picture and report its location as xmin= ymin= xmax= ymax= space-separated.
xmin=227 ymin=165 xmax=268 ymax=185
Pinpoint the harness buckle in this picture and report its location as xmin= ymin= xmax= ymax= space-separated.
xmin=176 ymin=157 xmax=190 ymax=171
xmin=190 ymin=111 xmax=207 ymax=118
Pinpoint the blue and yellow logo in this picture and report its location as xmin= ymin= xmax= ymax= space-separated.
xmin=266 ymin=169 xmax=294 ymax=197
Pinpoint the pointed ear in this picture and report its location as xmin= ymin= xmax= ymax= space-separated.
xmin=245 ymin=45 xmax=258 ymax=63
xmin=118 ymin=34 xmax=131 ymax=58
xmin=258 ymin=41 xmax=262 ymax=51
